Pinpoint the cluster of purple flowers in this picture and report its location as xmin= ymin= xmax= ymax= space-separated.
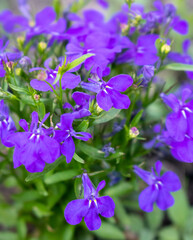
xmin=0 ymin=0 xmax=191 ymax=231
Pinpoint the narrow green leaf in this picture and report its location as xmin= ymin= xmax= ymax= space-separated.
xmin=37 ymin=102 xmax=46 ymax=120
xmin=78 ymin=142 xmax=105 ymax=160
xmin=93 ymin=108 xmax=121 ymax=125
xmin=73 ymin=153 xmax=85 ymax=164
xmin=9 ymin=83 xmax=29 ymax=94
xmin=165 ymin=63 xmax=193 ymax=71
xmin=66 ymin=53 xmax=95 ymax=71
xmin=25 ymin=155 xmax=66 ymax=182
xmin=17 ymin=219 xmax=27 ymax=240
xmin=33 ymin=203 xmax=52 ymax=218
xmin=130 ymin=109 xmax=144 ymax=127
xmin=44 ymin=169 xmax=80 ymax=185
xmin=76 ymin=120 xmax=89 ymax=132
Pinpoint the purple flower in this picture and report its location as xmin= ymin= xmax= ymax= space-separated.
xmin=117 ymin=34 xmax=159 ymax=66
xmin=8 ymin=112 xmax=60 ymax=173
xmin=0 ymin=100 xmax=16 ymax=147
xmin=97 ymin=0 xmax=109 ymax=8
xmin=161 ymin=88 xmax=193 ymax=141
xmin=54 ymin=114 xmax=92 ymax=163
xmin=102 ymin=143 xmax=115 ymax=157
xmin=134 ymin=161 xmax=181 ymax=212
xmin=64 ymin=173 xmax=115 ymax=231
xmin=81 ymin=72 xmax=133 ymax=111
xmin=0 ymin=39 xmax=22 ymax=77
xmin=63 ymin=91 xmax=93 ymax=119
xmin=30 ymin=58 xmax=81 ymax=92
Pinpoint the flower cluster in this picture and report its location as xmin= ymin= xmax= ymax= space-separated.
xmin=0 ymin=0 xmax=191 ymax=234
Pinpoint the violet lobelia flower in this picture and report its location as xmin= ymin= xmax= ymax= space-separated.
xmin=81 ymin=71 xmax=133 ymax=111
xmin=64 ymin=173 xmax=115 ymax=231
xmin=54 ymin=114 xmax=92 ymax=163
xmin=134 ymin=161 xmax=181 ymax=212
xmin=0 ymin=100 xmax=16 ymax=147
xmin=8 ymin=112 xmax=60 ymax=173
xmin=63 ymin=91 xmax=94 ymax=119
xmin=160 ymin=88 xmax=193 ymax=142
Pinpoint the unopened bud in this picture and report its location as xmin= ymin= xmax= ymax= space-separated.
xmin=161 ymin=44 xmax=171 ymax=54
xmin=38 ymin=42 xmax=47 ymax=53
xmin=96 ymin=104 xmax=103 ymax=114
xmin=129 ymin=127 xmax=139 ymax=138
xmin=19 ymin=56 xmax=32 ymax=70
xmin=6 ymin=61 xmax=14 ymax=71
xmin=17 ymin=36 xmax=25 ymax=49
xmin=34 ymin=94 xmax=40 ymax=101
xmin=15 ymin=68 xmax=22 ymax=75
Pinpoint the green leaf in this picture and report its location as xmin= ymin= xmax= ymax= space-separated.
xmin=74 ymin=177 xmax=83 ymax=199
xmin=0 ymin=232 xmax=18 ymax=240
xmin=13 ymin=190 xmax=42 ymax=202
xmin=78 ymin=142 xmax=105 ymax=160
xmin=92 ymin=108 xmax=121 ymax=125
xmin=53 ymin=53 xmax=94 ymax=84
xmin=66 ymin=53 xmax=94 ymax=71
xmin=127 ymin=214 xmax=144 ymax=233
xmin=165 ymin=63 xmax=193 ymax=71
xmin=25 ymin=155 xmax=66 ymax=182
xmin=73 ymin=153 xmax=85 ymax=164
xmin=146 ymin=206 xmax=164 ymax=230
xmin=94 ymin=221 xmax=125 ymax=240
xmin=139 ymin=229 xmax=155 ymax=240
xmin=130 ymin=109 xmax=144 ymax=127
xmin=33 ymin=203 xmax=52 ymax=218
xmin=76 ymin=120 xmax=89 ymax=132
xmin=158 ymin=226 xmax=179 ymax=240
xmin=168 ymin=190 xmax=189 ymax=228
xmin=8 ymin=83 xmax=29 ymax=94
xmin=37 ymin=102 xmax=46 ymax=120
xmin=61 ymin=225 xmax=75 ymax=240
xmin=17 ymin=219 xmax=27 ymax=240
xmin=114 ymin=198 xmax=131 ymax=226
xmin=44 ymin=169 xmax=80 ymax=185
xmin=105 ymin=182 xmax=133 ymax=197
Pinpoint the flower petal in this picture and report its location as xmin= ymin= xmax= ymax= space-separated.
xmin=139 ymin=185 xmax=158 ymax=212
xmin=107 ymin=74 xmax=133 ymax=92
xmin=161 ymin=171 xmax=181 ymax=192
xmin=96 ymin=90 xmax=113 ymax=111
xmin=96 ymin=180 xmax=106 ymax=195
xmin=64 ymin=199 xmax=88 ymax=225
xmin=156 ymin=188 xmax=174 ymax=210
xmin=107 ymin=89 xmax=131 ymax=109
xmin=84 ymin=201 xmax=101 ymax=231
xmin=97 ymin=196 xmax=115 ymax=218
xmin=61 ymin=136 xmax=75 ymax=163
xmin=61 ymin=73 xmax=81 ymax=90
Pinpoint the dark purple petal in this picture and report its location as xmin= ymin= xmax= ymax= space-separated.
xmin=73 ymin=132 xmax=92 ymax=141
xmin=30 ymin=79 xmax=53 ymax=92
xmin=166 ymin=112 xmax=187 ymax=141
xmin=182 ymin=88 xmax=192 ymax=103
xmin=61 ymin=73 xmax=81 ymax=90
xmin=172 ymin=16 xmax=189 ymax=35
xmin=19 ymin=119 xmax=28 ymax=131
xmin=96 ymin=180 xmax=106 ymax=195
xmin=82 ymin=173 xmax=96 ymax=199
xmin=39 ymin=135 xmax=60 ymax=164
xmin=107 ymin=89 xmax=131 ymax=109
xmin=61 ymin=136 xmax=75 ymax=163
xmin=161 ymin=171 xmax=181 ymax=192
xmin=134 ymin=165 xmax=154 ymax=185
xmin=97 ymin=0 xmax=109 ymax=8
xmin=96 ymin=90 xmax=113 ymax=111
xmin=183 ymin=39 xmax=191 ymax=53
xmin=97 ymin=196 xmax=115 ymax=218
xmin=139 ymin=185 xmax=158 ymax=212
xmin=107 ymin=74 xmax=133 ymax=92
xmin=155 ymin=161 xmax=162 ymax=175
xmin=35 ymin=7 xmax=56 ymax=26
xmin=160 ymin=93 xmax=179 ymax=112
xmin=84 ymin=201 xmax=101 ymax=231
xmin=30 ymin=112 xmax=39 ymax=132
xmin=64 ymin=199 xmax=88 ymax=225
xmin=60 ymin=113 xmax=74 ymax=130
xmin=156 ymin=188 xmax=174 ymax=210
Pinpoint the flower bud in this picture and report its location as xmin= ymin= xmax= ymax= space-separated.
xmin=129 ymin=127 xmax=139 ymax=138
xmin=161 ymin=44 xmax=171 ymax=54
xmin=19 ymin=56 xmax=32 ymax=70
xmin=38 ymin=42 xmax=47 ymax=53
